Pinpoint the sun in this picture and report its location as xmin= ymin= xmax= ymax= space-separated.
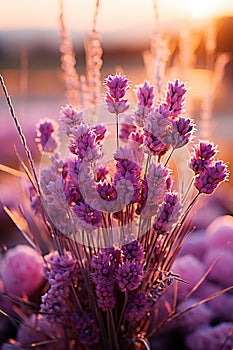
xmin=183 ymin=0 xmax=221 ymax=20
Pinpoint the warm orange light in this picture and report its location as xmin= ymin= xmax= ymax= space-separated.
xmin=184 ymin=0 xmax=221 ymax=20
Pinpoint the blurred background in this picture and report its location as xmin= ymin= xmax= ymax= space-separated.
xmin=1 ymin=0 xmax=233 ymax=244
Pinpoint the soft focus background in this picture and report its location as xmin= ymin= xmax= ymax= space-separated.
xmin=1 ymin=0 xmax=233 ymax=245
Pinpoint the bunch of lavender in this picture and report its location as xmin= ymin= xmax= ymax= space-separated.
xmin=0 ymin=73 xmax=229 ymax=350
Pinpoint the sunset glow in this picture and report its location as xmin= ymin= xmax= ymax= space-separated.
xmin=0 ymin=0 xmax=232 ymax=32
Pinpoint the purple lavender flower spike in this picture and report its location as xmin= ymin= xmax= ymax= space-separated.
xmin=40 ymin=251 xmax=78 ymax=321
xmin=153 ymin=192 xmax=182 ymax=235
xmin=94 ymin=275 xmax=116 ymax=310
xmin=73 ymin=312 xmax=100 ymax=345
xmin=125 ymin=291 xmax=151 ymax=322
xmin=140 ymin=163 xmax=171 ymax=218
xmin=144 ymin=130 xmax=168 ymax=157
xmin=104 ymin=73 xmax=130 ymax=114
xmin=190 ymin=141 xmax=217 ymax=174
xmin=122 ymin=239 xmax=144 ymax=262
xmin=135 ymin=80 xmax=155 ymax=126
xmin=91 ymin=251 xmax=113 ymax=276
xmin=74 ymin=202 xmax=102 ymax=229
xmin=116 ymin=259 xmax=144 ymax=292
xmin=97 ymin=180 xmax=118 ymax=202
xmin=194 ymin=160 xmax=228 ymax=194
xmin=59 ymin=104 xmax=83 ymax=135
xmin=168 ymin=117 xmax=194 ymax=149
xmin=164 ymin=79 xmax=186 ymax=117
xmin=92 ymin=124 xmax=107 ymax=143
xmin=92 ymin=251 xmax=116 ymax=311
xmin=104 ymin=73 xmax=129 ymax=100
xmin=96 ymin=165 xmax=109 ymax=182
xmin=137 ymin=81 xmax=154 ymax=108
xmin=35 ymin=119 xmax=57 ymax=152
xmin=143 ymin=109 xmax=171 ymax=157
xmin=70 ymin=125 xmax=102 ymax=161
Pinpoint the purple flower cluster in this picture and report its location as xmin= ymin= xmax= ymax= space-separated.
xmin=190 ymin=142 xmax=228 ymax=194
xmin=153 ymin=192 xmax=182 ymax=235
xmin=40 ymin=251 xmax=78 ymax=321
xmin=116 ymin=240 xmax=144 ymax=292
xmin=143 ymin=109 xmax=170 ymax=157
xmin=163 ymin=79 xmax=186 ymax=117
xmin=125 ymin=291 xmax=151 ymax=322
xmin=62 ymin=123 xmax=108 ymax=229
xmin=104 ymin=73 xmax=130 ymax=114
xmin=59 ymin=104 xmax=83 ymax=135
xmin=70 ymin=125 xmax=103 ymax=161
xmin=91 ymin=250 xmax=116 ymax=311
xmin=135 ymin=80 xmax=155 ymax=127
xmin=72 ymin=312 xmax=100 ymax=345
xmin=91 ymin=242 xmax=145 ymax=309
xmin=190 ymin=141 xmax=217 ymax=174
xmin=35 ymin=119 xmax=57 ymax=152
xmin=169 ymin=116 xmax=194 ymax=149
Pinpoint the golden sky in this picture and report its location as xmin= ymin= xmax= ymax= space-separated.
xmin=0 ymin=0 xmax=233 ymax=32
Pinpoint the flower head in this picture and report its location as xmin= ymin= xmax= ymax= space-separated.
xmin=104 ymin=73 xmax=129 ymax=100
xmin=73 ymin=312 xmax=100 ymax=345
xmin=164 ymin=79 xmax=186 ymax=117
xmin=190 ymin=141 xmax=217 ymax=174
xmin=104 ymin=73 xmax=130 ymax=114
xmin=125 ymin=291 xmax=151 ymax=322
xmin=134 ymin=81 xmax=155 ymax=126
xmin=74 ymin=202 xmax=102 ymax=229
xmin=194 ymin=160 xmax=228 ymax=194
xmin=168 ymin=117 xmax=194 ymax=149
xmin=153 ymin=192 xmax=182 ymax=235
xmin=59 ymin=104 xmax=83 ymax=135
xmin=116 ymin=259 xmax=144 ymax=292
xmin=35 ymin=120 xmax=57 ymax=152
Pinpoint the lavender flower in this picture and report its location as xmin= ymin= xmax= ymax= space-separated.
xmin=125 ymin=291 xmax=151 ymax=322
xmin=92 ymin=251 xmax=116 ymax=311
xmin=104 ymin=73 xmax=130 ymax=114
xmin=35 ymin=119 xmax=57 ymax=152
xmin=135 ymin=80 xmax=155 ymax=126
xmin=136 ymin=80 xmax=154 ymax=108
xmin=143 ymin=109 xmax=171 ymax=157
xmin=190 ymin=141 xmax=217 ymax=174
xmin=40 ymin=251 xmax=78 ymax=321
xmin=144 ymin=163 xmax=171 ymax=216
xmin=194 ymin=161 xmax=228 ymax=194
xmin=163 ymin=79 xmax=186 ymax=117
xmin=74 ymin=202 xmax=102 ymax=229
xmin=168 ymin=117 xmax=194 ymax=149
xmin=97 ymin=180 xmax=118 ymax=202
xmin=144 ymin=130 xmax=168 ymax=157
xmin=59 ymin=104 xmax=83 ymax=135
xmin=73 ymin=312 xmax=100 ymax=345
xmin=96 ymin=165 xmax=109 ymax=182
xmin=92 ymin=124 xmax=107 ymax=143
xmin=153 ymin=192 xmax=182 ymax=235
xmin=70 ymin=125 xmax=102 ymax=161
xmin=122 ymin=239 xmax=144 ymax=262
xmin=94 ymin=275 xmax=116 ymax=310
xmin=116 ymin=259 xmax=144 ymax=292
